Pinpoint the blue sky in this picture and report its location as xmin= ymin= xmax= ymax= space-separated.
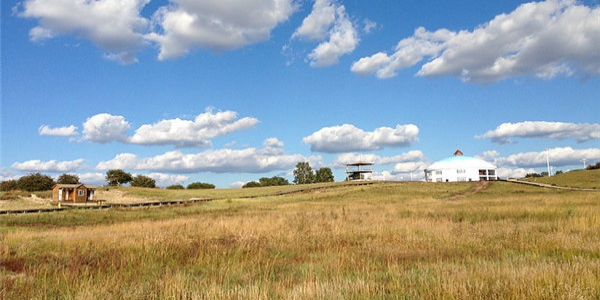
xmin=2 ymin=0 xmax=599 ymax=188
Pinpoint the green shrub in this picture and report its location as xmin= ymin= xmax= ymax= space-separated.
xmin=17 ymin=173 xmax=55 ymax=192
xmin=186 ymin=182 xmax=215 ymax=189
xmin=242 ymin=181 xmax=262 ymax=188
xmin=166 ymin=184 xmax=185 ymax=190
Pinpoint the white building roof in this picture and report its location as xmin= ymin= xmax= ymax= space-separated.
xmin=427 ymin=155 xmax=496 ymax=170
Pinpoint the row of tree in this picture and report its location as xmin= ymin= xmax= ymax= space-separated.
xmin=243 ymin=162 xmax=334 ymax=188
xmin=1 ymin=162 xmax=339 ymax=192
xmin=293 ymin=162 xmax=334 ymax=184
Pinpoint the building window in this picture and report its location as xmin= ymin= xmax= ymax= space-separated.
xmin=435 ymin=171 xmax=442 ymax=175
xmin=458 ymin=177 xmax=466 ymax=182
xmin=479 ymin=169 xmax=487 ymax=175
xmin=78 ymin=190 xmax=85 ymax=196
xmin=480 ymin=176 xmax=487 ymax=181
xmin=488 ymin=170 xmax=496 ymax=176
xmin=457 ymin=169 xmax=466 ymax=174
xmin=436 ymin=178 xmax=443 ymax=182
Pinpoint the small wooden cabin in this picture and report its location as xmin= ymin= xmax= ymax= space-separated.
xmin=52 ymin=184 xmax=97 ymax=203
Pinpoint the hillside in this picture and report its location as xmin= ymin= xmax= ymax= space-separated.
xmin=2 ymin=181 xmax=599 ymax=299
xmin=521 ymin=168 xmax=600 ymax=189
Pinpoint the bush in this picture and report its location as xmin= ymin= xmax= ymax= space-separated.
xmin=259 ymin=176 xmax=289 ymax=186
xmin=57 ymin=174 xmax=80 ymax=184
xmin=586 ymin=162 xmax=600 ymax=170
xmin=1 ymin=180 xmax=18 ymax=191
xmin=17 ymin=173 xmax=55 ymax=192
xmin=130 ymin=175 xmax=156 ymax=188
xmin=166 ymin=184 xmax=185 ymax=190
xmin=525 ymin=173 xmax=542 ymax=178
xmin=187 ymin=182 xmax=215 ymax=189
xmin=242 ymin=181 xmax=262 ymax=188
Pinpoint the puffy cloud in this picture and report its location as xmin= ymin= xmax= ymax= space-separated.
xmin=352 ymin=28 xmax=450 ymax=78
xmin=477 ymin=121 xmax=600 ymax=144
xmin=82 ymin=113 xmax=131 ymax=143
xmin=496 ymin=168 xmax=537 ymax=179
xmin=292 ymin=0 xmax=359 ymax=67
xmin=11 ymin=159 xmax=84 ymax=172
xmin=96 ymin=138 xmax=319 ymax=173
xmin=352 ymin=0 xmax=600 ymax=83
xmin=145 ymin=173 xmax=189 ymax=187
xmin=494 ymin=147 xmax=600 ymax=168
xmin=129 ymin=109 xmax=259 ymax=147
xmin=146 ymin=0 xmax=297 ymax=60
xmin=292 ymin=0 xmax=336 ymax=41
xmin=77 ymin=172 xmax=107 ymax=186
xmin=39 ymin=125 xmax=78 ymax=136
xmin=66 ymin=109 xmax=257 ymax=148
xmin=18 ymin=0 xmax=150 ymax=64
xmin=303 ymin=124 xmax=419 ymax=153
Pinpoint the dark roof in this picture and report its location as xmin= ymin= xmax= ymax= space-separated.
xmin=453 ymin=149 xmax=464 ymax=156
xmin=53 ymin=184 xmax=97 ymax=189
xmin=346 ymin=161 xmax=374 ymax=166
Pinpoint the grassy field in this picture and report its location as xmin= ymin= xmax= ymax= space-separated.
xmin=1 ymin=180 xmax=599 ymax=299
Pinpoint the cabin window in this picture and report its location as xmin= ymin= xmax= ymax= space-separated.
xmin=78 ymin=190 xmax=85 ymax=196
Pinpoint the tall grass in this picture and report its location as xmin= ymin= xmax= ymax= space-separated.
xmin=2 ymin=182 xmax=599 ymax=299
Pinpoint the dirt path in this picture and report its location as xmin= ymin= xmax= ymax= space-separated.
xmin=446 ymin=181 xmax=491 ymax=200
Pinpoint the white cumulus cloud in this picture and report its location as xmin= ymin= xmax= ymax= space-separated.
xmin=11 ymin=159 xmax=85 ymax=172
xmin=82 ymin=113 xmax=131 ymax=143
xmin=352 ymin=0 xmax=600 ymax=83
xmin=494 ymin=147 xmax=600 ymax=168
xmin=303 ymin=124 xmax=419 ymax=153
xmin=39 ymin=125 xmax=78 ymax=136
xmin=129 ymin=109 xmax=259 ymax=147
xmin=18 ymin=0 xmax=150 ymax=64
xmin=96 ymin=138 xmax=320 ymax=173
xmin=292 ymin=0 xmax=359 ymax=67
xmin=146 ymin=0 xmax=297 ymax=60
xmin=145 ymin=173 xmax=189 ymax=187
xmin=477 ymin=121 xmax=600 ymax=144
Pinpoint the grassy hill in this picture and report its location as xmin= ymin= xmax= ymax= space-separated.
xmin=2 ymin=181 xmax=599 ymax=299
xmin=521 ymin=168 xmax=600 ymax=189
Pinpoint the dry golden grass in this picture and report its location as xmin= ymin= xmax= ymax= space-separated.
xmin=1 ymin=181 xmax=599 ymax=299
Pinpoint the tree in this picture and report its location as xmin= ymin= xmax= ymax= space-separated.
xmin=105 ymin=169 xmax=132 ymax=186
xmin=242 ymin=181 xmax=262 ymax=188
xmin=130 ymin=175 xmax=156 ymax=188
xmin=187 ymin=182 xmax=215 ymax=189
xmin=57 ymin=173 xmax=80 ymax=184
xmin=166 ymin=184 xmax=185 ymax=190
xmin=0 ymin=180 xmax=18 ymax=192
xmin=17 ymin=173 xmax=55 ymax=192
xmin=293 ymin=162 xmax=314 ymax=185
xmin=259 ymin=176 xmax=289 ymax=186
xmin=315 ymin=167 xmax=334 ymax=183
xmin=586 ymin=162 xmax=600 ymax=170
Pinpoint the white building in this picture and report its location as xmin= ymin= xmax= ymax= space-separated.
xmin=425 ymin=150 xmax=498 ymax=182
